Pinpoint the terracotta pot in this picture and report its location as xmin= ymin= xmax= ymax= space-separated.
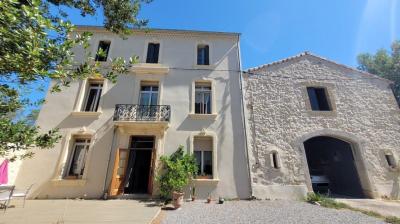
xmin=191 ymin=196 xmax=196 ymax=201
xmin=172 ymin=191 xmax=184 ymax=209
xmin=207 ymin=198 xmax=211 ymax=203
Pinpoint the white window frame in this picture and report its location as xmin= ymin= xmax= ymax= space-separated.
xmin=72 ymin=78 xmax=106 ymax=116
xmin=82 ymin=82 xmax=103 ymax=112
xmin=189 ymin=80 xmax=217 ymax=119
xmin=139 ymin=83 xmax=159 ymax=106
xmin=189 ymin=131 xmax=218 ymax=181
xmin=64 ymin=137 xmax=91 ymax=179
xmin=195 ymin=83 xmax=212 ymax=114
xmin=194 ymin=144 xmax=213 ymax=178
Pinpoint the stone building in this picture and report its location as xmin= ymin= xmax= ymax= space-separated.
xmin=15 ymin=26 xmax=251 ymax=199
xmin=243 ymin=52 xmax=400 ymax=200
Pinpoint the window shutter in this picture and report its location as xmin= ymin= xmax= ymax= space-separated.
xmin=153 ymin=44 xmax=159 ymax=63
xmin=204 ymin=45 xmax=209 ymax=65
xmin=146 ymin=43 xmax=159 ymax=63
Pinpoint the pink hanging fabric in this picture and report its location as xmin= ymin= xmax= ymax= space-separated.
xmin=0 ymin=159 xmax=8 ymax=184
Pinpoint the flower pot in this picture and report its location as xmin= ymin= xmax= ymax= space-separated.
xmin=207 ymin=198 xmax=212 ymax=203
xmin=172 ymin=191 xmax=184 ymax=209
xmin=191 ymin=196 xmax=196 ymax=201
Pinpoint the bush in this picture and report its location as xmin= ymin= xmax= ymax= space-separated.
xmin=157 ymin=145 xmax=198 ymax=199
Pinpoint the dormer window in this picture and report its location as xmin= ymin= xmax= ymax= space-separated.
xmin=146 ymin=43 xmax=160 ymax=63
xmin=197 ymin=44 xmax=209 ymax=65
xmin=95 ymin=41 xmax=111 ymax=62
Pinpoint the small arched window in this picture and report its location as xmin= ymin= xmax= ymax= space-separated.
xmin=270 ymin=151 xmax=281 ymax=169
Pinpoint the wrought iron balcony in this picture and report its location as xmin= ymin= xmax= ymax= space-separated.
xmin=113 ymin=104 xmax=171 ymax=122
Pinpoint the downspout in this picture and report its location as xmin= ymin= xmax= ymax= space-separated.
xmin=102 ymin=126 xmax=117 ymax=199
xmin=236 ymin=34 xmax=253 ymax=198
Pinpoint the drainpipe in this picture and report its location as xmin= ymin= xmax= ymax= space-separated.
xmin=102 ymin=126 xmax=117 ymax=199
xmin=236 ymin=34 xmax=253 ymax=198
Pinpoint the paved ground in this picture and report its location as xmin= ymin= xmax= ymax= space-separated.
xmin=336 ymin=198 xmax=400 ymax=218
xmin=160 ymin=200 xmax=385 ymax=224
xmin=0 ymin=199 xmax=161 ymax=224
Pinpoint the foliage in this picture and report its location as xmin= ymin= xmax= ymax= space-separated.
xmin=305 ymin=193 xmax=400 ymax=224
xmin=0 ymin=0 xmax=149 ymax=159
xmin=357 ymin=41 xmax=400 ymax=104
xmin=157 ymin=146 xmax=198 ymax=199
xmin=305 ymin=193 xmax=348 ymax=209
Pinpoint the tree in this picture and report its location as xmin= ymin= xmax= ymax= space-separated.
xmin=0 ymin=0 xmax=150 ymax=160
xmin=357 ymin=41 xmax=400 ymax=104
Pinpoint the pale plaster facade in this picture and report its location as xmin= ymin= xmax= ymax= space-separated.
xmin=243 ymin=53 xmax=400 ymax=200
xmin=15 ymin=27 xmax=251 ymax=199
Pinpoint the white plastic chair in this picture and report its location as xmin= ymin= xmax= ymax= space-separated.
xmin=0 ymin=185 xmax=15 ymax=212
xmin=12 ymin=184 xmax=33 ymax=208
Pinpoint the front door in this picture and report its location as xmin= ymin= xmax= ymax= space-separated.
xmin=109 ymin=148 xmax=130 ymax=196
xmin=123 ymin=136 xmax=155 ymax=194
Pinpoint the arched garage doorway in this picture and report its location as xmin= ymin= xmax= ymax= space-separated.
xmin=304 ymin=136 xmax=365 ymax=198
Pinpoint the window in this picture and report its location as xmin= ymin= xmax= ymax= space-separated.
xmin=146 ymin=43 xmax=160 ymax=63
xmin=95 ymin=41 xmax=111 ymax=62
xmin=193 ymin=137 xmax=213 ymax=179
xmin=82 ymin=82 xmax=103 ymax=112
xmin=195 ymin=82 xmax=212 ymax=114
xmin=139 ymin=83 xmax=159 ymax=106
xmin=65 ymin=138 xmax=91 ymax=179
xmin=139 ymin=82 xmax=159 ymax=119
xmin=307 ymin=87 xmax=331 ymax=111
xmin=197 ymin=44 xmax=209 ymax=65
xmin=194 ymin=137 xmax=213 ymax=178
xmin=270 ymin=152 xmax=281 ymax=169
xmin=385 ymin=153 xmax=397 ymax=169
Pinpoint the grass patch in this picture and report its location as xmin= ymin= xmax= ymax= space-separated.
xmin=305 ymin=193 xmax=400 ymax=224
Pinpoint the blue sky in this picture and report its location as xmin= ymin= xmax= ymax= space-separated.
xmin=26 ymin=0 xmax=399 ymax=115
xmin=66 ymin=0 xmax=400 ymax=69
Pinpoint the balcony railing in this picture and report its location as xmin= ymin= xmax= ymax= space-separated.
xmin=113 ymin=104 xmax=171 ymax=122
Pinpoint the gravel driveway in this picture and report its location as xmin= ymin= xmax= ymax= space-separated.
xmin=161 ymin=200 xmax=385 ymax=224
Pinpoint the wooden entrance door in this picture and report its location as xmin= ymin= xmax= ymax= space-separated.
xmin=147 ymin=149 xmax=156 ymax=195
xmin=109 ymin=148 xmax=130 ymax=196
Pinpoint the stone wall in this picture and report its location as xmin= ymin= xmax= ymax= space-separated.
xmin=243 ymin=54 xmax=400 ymax=200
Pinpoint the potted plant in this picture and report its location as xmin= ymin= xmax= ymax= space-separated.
xmin=191 ymin=186 xmax=196 ymax=201
xmin=157 ymin=146 xmax=197 ymax=209
xmin=207 ymin=193 xmax=212 ymax=203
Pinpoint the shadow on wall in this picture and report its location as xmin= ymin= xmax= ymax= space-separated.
xmin=227 ymin=66 xmax=252 ymax=199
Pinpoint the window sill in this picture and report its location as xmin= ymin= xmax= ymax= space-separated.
xmin=51 ymin=179 xmax=87 ymax=186
xmin=192 ymin=178 xmax=219 ymax=184
xmin=306 ymin=110 xmax=337 ymax=117
xmin=71 ymin=111 xmax=102 ymax=117
xmin=188 ymin=113 xmax=217 ymax=120
xmin=130 ymin=63 xmax=169 ymax=75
